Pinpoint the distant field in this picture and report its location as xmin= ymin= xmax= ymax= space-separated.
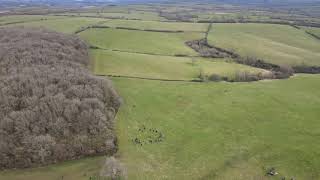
xmin=191 ymin=11 xmax=272 ymax=22
xmin=114 ymin=74 xmax=320 ymax=180
xmin=8 ymin=17 xmax=105 ymax=33
xmin=0 ymin=156 xmax=105 ymax=180
xmin=56 ymin=11 xmax=165 ymax=21
xmin=79 ymin=28 xmax=204 ymax=56
xmin=208 ymin=23 xmax=320 ymax=66
xmin=0 ymin=15 xmax=64 ymax=26
xmin=102 ymin=19 xmax=208 ymax=32
xmin=91 ymin=49 xmax=267 ymax=80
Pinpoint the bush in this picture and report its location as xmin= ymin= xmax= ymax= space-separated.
xmin=208 ymin=74 xmax=223 ymax=82
xmin=0 ymin=27 xmax=121 ymax=169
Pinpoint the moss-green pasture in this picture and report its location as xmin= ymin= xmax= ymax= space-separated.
xmin=8 ymin=17 xmax=106 ymax=34
xmin=0 ymin=15 xmax=64 ymax=26
xmin=0 ymin=156 xmax=105 ymax=180
xmin=55 ymin=11 xmax=165 ymax=21
xmin=91 ymin=50 xmax=267 ymax=80
xmin=102 ymin=19 xmax=208 ymax=32
xmin=208 ymin=23 xmax=320 ymax=66
xmin=80 ymin=28 xmax=204 ymax=56
xmin=114 ymin=74 xmax=320 ymax=180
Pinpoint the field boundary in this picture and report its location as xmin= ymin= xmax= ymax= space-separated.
xmin=74 ymin=24 xmax=206 ymax=34
xmin=305 ymin=31 xmax=320 ymax=40
xmin=95 ymin=74 xmax=202 ymax=82
xmin=89 ymin=45 xmax=202 ymax=58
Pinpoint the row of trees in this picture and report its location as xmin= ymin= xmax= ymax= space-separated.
xmin=0 ymin=27 xmax=121 ymax=169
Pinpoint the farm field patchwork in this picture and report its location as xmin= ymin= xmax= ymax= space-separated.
xmin=0 ymin=3 xmax=320 ymax=180
xmin=80 ymin=28 xmax=204 ymax=56
xmin=91 ymin=49 xmax=267 ymax=80
xmin=207 ymin=23 xmax=320 ymax=66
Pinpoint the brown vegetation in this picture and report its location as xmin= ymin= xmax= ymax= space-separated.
xmin=185 ymin=39 xmax=233 ymax=58
xmin=0 ymin=27 xmax=121 ymax=169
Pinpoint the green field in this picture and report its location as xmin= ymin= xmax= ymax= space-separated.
xmin=56 ymin=11 xmax=165 ymax=21
xmin=114 ymin=74 xmax=320 ymax=180
xmin=0 ymin=15 xmax=63 ymax=26
xmin=91 ymin=49 xmax=267 ymax=80
xmin=208 ymin=23 xmax=320 ymax=66
xmin=0 ymin=156 xmax=105 ymax=180
xmin=102 ymin=19 xmax=208 ymax=32
xmin=80 ymin=28 xmax=204 ymax=55
xmin=8 ymin=17 xmax=106 ymax=34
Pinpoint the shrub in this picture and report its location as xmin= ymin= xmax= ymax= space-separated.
xmin=208 ymin=74 xmax=222 ymax=82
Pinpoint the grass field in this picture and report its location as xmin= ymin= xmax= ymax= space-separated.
xmin=301 ymin=26 xmax=320 ymax=37
xmin=56 ymin=11 xmax=165 ymax=21
xmin=207 ymin=23 xmax=320 ymax=66
xmin=0 ymin=15 xmax=63 ymax=26
xmin=102 ymin=19 xmax=209 ymax=32
xmin=0 ymin=156 xmax=105 ymax=180
xmin=8 ymin=17 xmax=106 ymax=34
xmin=91 ymin=49 xmax=267 ymax=80
xmin=80 ymin=28 xmax=204 ymax=56
xmin=114 ymin=74 xmax=320 ymax=180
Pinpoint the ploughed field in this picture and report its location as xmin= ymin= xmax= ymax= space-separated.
xmin=0 ymin=9 xmax=320 ymax=180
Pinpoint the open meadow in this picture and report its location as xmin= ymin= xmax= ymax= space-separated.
xmin=79 ymin=28 xmax=204 ymax=56
xmin=91 ymin=49 xmax=268 ymax=81
xmin=207 ymin=23 xmax=320 ymax=66
xmin=7 ymin=17 xmax=107 ymax=34
xmin=56 ymin=11 xmax=166 ymax=21
xmin=114 ymin=74 xmax=320 ymax=180
xmin=101 ymin=19 xmax=209 ymax=32
xmin=0 ymin=15 xmax=64 ymax=25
